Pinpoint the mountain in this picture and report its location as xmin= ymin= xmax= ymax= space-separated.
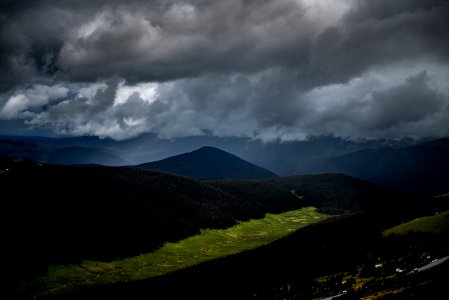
xmin=0 ymin=134 xmax=422 ymax=175
xmin=137 ymin=146 xmax=278 ymax=180
xmin=0 ymin=139 xmax=129 ymax=165
xmin=306 ymin=138 xmax=449 ymax=196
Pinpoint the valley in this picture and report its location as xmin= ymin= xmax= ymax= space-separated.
xmin=1 ymin=137 xmax=448 ymax=299
xmin=27 ymin=207 xmax=328 ymax=297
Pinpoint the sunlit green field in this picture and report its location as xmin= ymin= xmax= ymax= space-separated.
xmin=30 ymin=206 xmax=329 ymax=297
xmin=383 ymin=210 xmax=449 ymax=236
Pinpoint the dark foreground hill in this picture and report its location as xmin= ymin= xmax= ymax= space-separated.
xmin=137 ymin=146 xmax=278 ymax=180
xmin=1 ymin=158 xmax=296 ymax=288
xmin=44 ymin=202 xmax=449 ymax=300
xmin=307 ymin=138 xmax=449 ymax=196
xmin=1 ymin=160 xmax=286 ymax=285
xmin=1 ymin=157 xmax=400 ymax=292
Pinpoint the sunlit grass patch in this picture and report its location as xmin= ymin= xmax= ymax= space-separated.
xmin=434 ymin=192 xmax=449 ymax=198
xmin=31 ymin=206 xmax=329 ymax=297
xmin=383 ymin=210 xmax=449 ymax=236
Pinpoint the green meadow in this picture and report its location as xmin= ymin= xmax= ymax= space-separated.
xmin=30 ymin=206 xmax=329 ymax=296
xmin=383 ymin=210 xmax=449 ymax=236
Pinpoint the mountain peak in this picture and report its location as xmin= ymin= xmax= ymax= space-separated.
xmin=138 ymin=146 xmax=278 ymax=180
xmin=193 ymin=146 xmax=225 ymax=153
xmin=197 ymin=146 xmax=218 ymax=150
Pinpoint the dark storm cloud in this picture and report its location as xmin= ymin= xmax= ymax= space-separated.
xmin=366 ymin=72 xmax=445 ymax=130
xmin=2 ymin=0 xmax=444 ymax=86
xmin=306 ymin=71 xmax=448 ymax=137
xmin=309 ymin=0 xmax=449 ymax=86
xmin=0 ymin=0 xmax=341 ymax=87
xmin=56 ymin=0 xmax=315 ymax=82
xmin=0 ymin=0 xmax=449 ymax=140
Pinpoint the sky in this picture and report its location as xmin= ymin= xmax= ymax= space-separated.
xmin=0 ymin=0 xmax=448 ymax=141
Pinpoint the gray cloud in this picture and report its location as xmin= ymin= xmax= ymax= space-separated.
xmin=309 ymin=0 xmax=449 ymax=86
xmin=367 ymin=72 xmax=445 ymax=130
xmin=306 ymin=71 xmax=449 ymax=138
xmin=2 ymin=67 xmax=446 ymax=141
xmin=0 ymin=0 xmax=449 ymax=140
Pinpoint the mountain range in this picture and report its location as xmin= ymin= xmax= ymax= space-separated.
xmin=0 ymin=134 xmax=421 ymax=174
xmin=1 ymin=135 xmax=447 ymax=195
xmin=305 ymin=138 xmax=449 ymax=196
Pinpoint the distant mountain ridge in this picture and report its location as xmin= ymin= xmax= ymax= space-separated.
xmin=2 ymin=134 xmax=448 ymax=192
xmin=0 ymin=139 xmax=129 ymax=165
xmin=137 ymin=146 xmax=278 ymax=180
xmin=0 ymin=134 xmax=422 ymax=175
xmin=307 ymin=138 xmax=449 ymax=196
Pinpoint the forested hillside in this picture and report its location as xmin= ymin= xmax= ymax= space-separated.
xmin=211 ymin=174 xmax=402 ymax=215
xmin=1 ymin=157 xmax=398 ymax=292
xmin=42 ymin=203 xmax=449 ymax=300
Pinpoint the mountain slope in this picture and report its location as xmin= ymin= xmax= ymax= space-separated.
xmin=1 ymin=157 xmax=402 ymax=291
xmin=44 ymin=204 xmax=449 ymax=300
xmin=308 ymin=138 xmax=449 ymax=196
xmin=0 ymin=158 xmax=294 ymax=287
xmin=211 ymin=174 xmax=402 ymax=215
xmin=137 ymin=146 xmax=278 ymax=180
xmin=2 ymin=156 xmax=414 ymax=300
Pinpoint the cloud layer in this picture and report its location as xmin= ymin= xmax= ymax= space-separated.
xmin=1 ymin=0 xmax=448 ymax=140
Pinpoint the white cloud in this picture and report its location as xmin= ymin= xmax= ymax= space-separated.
xmin=77 ymin=82 xmax=108 ymax=101
xmin=114 ymin=81 xmax=159 ymax=106
xmin=0 ymin=94 xmax=29 ymax=119
xmin=301 ymin=0 xmax=353 ymax=27
xmin=0 ymin=84 xmax=69 ymax=120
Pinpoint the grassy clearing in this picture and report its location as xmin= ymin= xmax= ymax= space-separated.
xmin=383 ymin=210 xmax=449 ymax=236
xmin=434 ymin=192 xmax=449 ymax=198
xmin=30 ymin=206 xmax=328 ymax=297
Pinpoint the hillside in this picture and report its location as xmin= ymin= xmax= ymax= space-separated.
xmin=383 ymin=210 xmax=449 ymax=236
xmin=28 ymin=207 xmax=329 ymax=297
xmin=41 ymin=200 xmax=449 ymax=300
xmin=1 ymin=159 xmax=395 ymax=274
xmin=211 ymin=174 xmax=402 ymax=214
xmin=307 ymin=138 xmax=449 ymax=196
xmin=1 ymin=159 xmax=286 ymax=287
xmin=137 ymin=146 xmax=278 ymax=180
xmin=1 ymin=157 xmax=404 ymax=298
